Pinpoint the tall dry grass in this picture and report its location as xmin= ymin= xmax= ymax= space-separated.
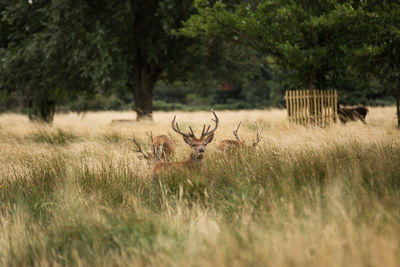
xmin=0 ymin=107 xmax=399 ymax=266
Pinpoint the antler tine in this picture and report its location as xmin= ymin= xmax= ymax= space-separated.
xmin=132 ymin=134 xmax=150 ymax=158
xmin=146 ymin=131 xmax=156 ymax=156
xmin=146 ymin=131 xmax=154 ymax=143
xmin=233 ymin=121 xmax=241 ymax=142
xmin=202 ymin=109 xmax=219 ymax=137
xmin=252 ymin=126 xmax=263 ymax=147
xmin=201 ymin=124 xmax=210 ymax=136
xmin=189 ymin=126 xmax=195 ymax=137
xmin=171 ymin=115 xmax=194 ymax=137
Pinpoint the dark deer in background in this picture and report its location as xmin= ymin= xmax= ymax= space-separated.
xmin=132 ymin=132 xmax=175 ymax=162
xmin=337 ymin=103 xmax=369 ymax=124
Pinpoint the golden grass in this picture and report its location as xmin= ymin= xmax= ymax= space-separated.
xmin=0 ymin=107 xmax=399 ymax=266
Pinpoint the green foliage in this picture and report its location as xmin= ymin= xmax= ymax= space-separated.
xmin=0 ymin=0 xmax=236 ymax=120
xmin=181 ymin=0 xmax=400 ymax=99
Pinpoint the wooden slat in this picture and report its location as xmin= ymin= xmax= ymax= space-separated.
xmin=290 ymin=91 xmax=294 ymax=123
xmin=320 ymin=90 xmax=323 ymax=126
xmin=285 ymin=91 xmax=289 ymax=121
xmin=322 ymin=90 xmax=329 ymax=127
xmin=312 ymin=89 xmax=316 ymax=125
xmin=327 ymin=89 xmax=331 ymax=123
xmin=321 ymin=90 xmax=324 ymax=127
xmin=296 ymin=90 xmax=300 ymax=125
xmin=306 ymin=90 xmax=310 ymax=125
xmin=330 ymin=90 xmax=332 ymax=123
xmin=323 ymin=90 xmax=327 ymax=127
xmin=332 ymin=89 xmax=338 ymax=123
xmin=294 ymin=90 xmax=300 ymax=123
xmin=302 ymin=90 xmax=306 ymax=126
xmin=291 ymin=90 xmax=295 ymax=123
xmin=294 ymin=90 xmax=297 ymax=123
xmin=299 ymin=90 xmax=303 ymax=125
xmin=287 ymin=90 xmax=291 ymax=122
xmin=318 ymin=89 xmax=321 ymax=126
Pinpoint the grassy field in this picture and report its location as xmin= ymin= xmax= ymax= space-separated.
xmin=0 ymin=107 xmax=399 ymax=266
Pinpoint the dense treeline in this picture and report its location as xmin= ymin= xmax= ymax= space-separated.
xmin=0 ymin=0 xmax=399 ymax=124
xmin=0 ymin=73 xmax=393 ymax=114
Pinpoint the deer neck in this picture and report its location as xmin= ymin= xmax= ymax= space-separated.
xmin=185 ymin=151 xmax=204 ymax=167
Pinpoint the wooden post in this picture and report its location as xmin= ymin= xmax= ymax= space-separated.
xmin=327 ymin=89 xmax=331 ymax=123
xmin=285 ymin=91 xmax=290 ymax=122
xmin=333 ymin=89 xmax=338 ymax=123
xmin=396 ymin=87 xmax=400 ymax=128
xmin=300 ymin=90 xmax=307 ymax=126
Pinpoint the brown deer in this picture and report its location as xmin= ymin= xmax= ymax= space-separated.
xmin=337 ymin=104 xmax=369 ymax=124
xmin=218 ymin=122 xmax=263 ymax=151
xmin=152 ymin=110 xmax=219 ymax=179
xmin=132 ymin=132 xmax=175 ymax=162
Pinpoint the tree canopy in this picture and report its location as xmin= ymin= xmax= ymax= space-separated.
xmin=0 ymin=0 xmax=231 ymax=121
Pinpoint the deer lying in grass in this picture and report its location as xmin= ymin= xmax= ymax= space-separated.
xmin=337 ymin=104 xmax=369 ymax=124
xmin=152 ymin=110 xmax=218 ymax=179
xmin=132 ymin=132 xmax=175 ymax=162
xmin=218 ymin=122 xmax=263 ymax=151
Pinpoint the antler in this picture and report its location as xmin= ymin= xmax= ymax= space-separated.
xmin=171 ymin=115 xmax=195 ymax=138
xmin=252 ymin=125 xmax=263 ymax=147
xmin=147 ymin=131 xmax=154 ymax=143
xmin=132 ymin=134 xmax=150 ymax=159
xmin=200 ymin=109 xmax=219 ymax=138
xmin=146 ymin=131 xmax=157 ymax=158
xmin=233 ymin=122 xmax=241 ymax=142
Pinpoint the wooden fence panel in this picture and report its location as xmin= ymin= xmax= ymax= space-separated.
xmin=285 ymin=89 xmax=338 ymax=127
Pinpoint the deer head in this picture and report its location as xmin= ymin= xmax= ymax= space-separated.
xmin=252 ymin=123 xmax=263 ymax=147
xmin=233 ymin=121 xmax=263 ymax=147
xmin=171 ymin=110 xmax=219 ymax=159
xmin=218 ymin=121 xmax=263 ymax=151
xmin=132 ymin=132 xmax=175 ymax=162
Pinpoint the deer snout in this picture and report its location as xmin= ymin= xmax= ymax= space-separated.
xmin=199 ymin=147 xmax=205 ymax=153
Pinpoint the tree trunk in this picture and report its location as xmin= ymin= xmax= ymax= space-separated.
xmin=133 ymin=82 xmax=153 ymax=121
xmin=396 ymin=87 xmax=400 ymax=128
xmin=28 ymin=97 xmax=55 ymax=123
xmin=132 ymin=65 xmax=160 ymax=121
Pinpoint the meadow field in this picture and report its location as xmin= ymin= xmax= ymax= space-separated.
xmin=0 ymin=107 xmax=399 ymax=266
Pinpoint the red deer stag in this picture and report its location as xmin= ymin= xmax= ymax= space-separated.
xmin=152 ymin=110 xmax=219 ymax=179
xmin=132 ymin=132 xmax=175 ymax=162
xmin=337 ymin=104 xmax=369 ymax=124
xmin=218 ymin=122 xmax=263 ymax=151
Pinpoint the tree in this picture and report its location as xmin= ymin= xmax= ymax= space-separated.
xmin=0 ymin=0 xmax=93 ymax=122
xmin=180 ymin=0 xmax=400 ymax=125
xmin=1 ymin=0 xmax=228 ymax=121
xmin=348 ymin=1 xmax=400 ymax=127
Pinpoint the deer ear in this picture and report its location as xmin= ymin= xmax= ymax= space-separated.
xmin=204 ymin=134 xmax=214 ymax=145
xmin=183 ymin=136 xmax=192 ymax=145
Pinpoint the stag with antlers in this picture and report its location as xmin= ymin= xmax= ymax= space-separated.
xmin=218 ymin=122 xmax=263 ymax=151
xmin=152 ymin=110 xmax=219 ymax=179
xmin=132 ymin=132 xmax=175 ymax=162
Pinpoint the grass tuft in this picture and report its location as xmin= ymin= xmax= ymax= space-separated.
xmin=28 ymin=128 xmax=80 ymax=145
